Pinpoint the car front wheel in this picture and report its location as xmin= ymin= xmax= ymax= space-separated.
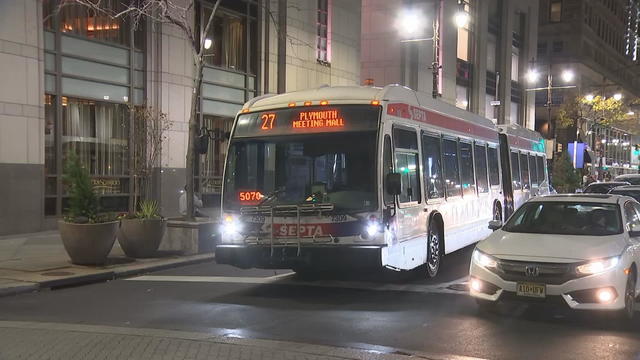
xmin=622 ymin=270 xmax=637 ymax=320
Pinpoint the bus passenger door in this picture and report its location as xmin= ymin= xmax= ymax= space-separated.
xmin=392 ymin=128 xmax=424 ymax=244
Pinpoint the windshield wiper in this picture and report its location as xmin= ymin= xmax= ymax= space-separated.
xmin=257 ymin=188 xmax=285 ymax=206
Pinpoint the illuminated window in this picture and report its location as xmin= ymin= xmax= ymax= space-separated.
xmin=550 ymin=0 xmax=562 ymax=23
xmin=456 ymin=1 xmax=472 ymax=62
xmin=44 ymin=0 xmax=140 ymax=48
xmin=202 ymin=7 xmax=247 ymax=72
xmin=200 ymin=115 xmax=232 ymax=194
xmin=317 ymin=0 xmax=331 ymax=63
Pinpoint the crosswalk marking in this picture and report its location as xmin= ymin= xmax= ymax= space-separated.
xmin=126 ymin=274 xmax=470 ymax=295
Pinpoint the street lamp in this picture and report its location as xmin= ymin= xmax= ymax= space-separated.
xmin=396 ymin=1 xmax=469 ymax=99
xmin=526 ymin=69 xmax=539 ymax=84
xmin=584 ymin=94 xmax=595 ymax=102
xmin=204 ymin=38 xmax=212 ymax=50
xmin=561 ymin=70 xmax=575 ymax=83
xmin=454 ymin=1 xmax=470 ymax=28
xmin=613 ymin=93 xmax=623 ymax=101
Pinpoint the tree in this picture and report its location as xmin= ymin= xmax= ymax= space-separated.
xmin=54 ymin=0 xmax=221 ymax=220
xmin=551 ymin=152 xmax=582 ymax=193
xmin=130 ymin=105 xmax=172 ymax=210
xmin=557 ymin=95 xmax=627 ymax=130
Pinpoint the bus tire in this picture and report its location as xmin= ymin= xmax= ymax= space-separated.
xmin=426 ymin=219 xmax=442 ymax=278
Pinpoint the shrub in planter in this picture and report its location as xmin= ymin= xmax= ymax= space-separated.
xmin=58 ymin=154 xmax=117 ymax=265
xmin=117 ymin=200 xmax=166 ymax=258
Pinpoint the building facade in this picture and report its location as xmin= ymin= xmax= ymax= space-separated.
xmin=536 ymin=0 xmax=640 ymax=175
xmin=0 ymin=0 xmax=362 ymax=235
xmin=361 ymin=0 xmax=540 ymax=129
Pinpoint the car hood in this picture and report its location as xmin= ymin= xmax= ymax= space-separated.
xmin=477 ymin=230 xmax=627 ymax=262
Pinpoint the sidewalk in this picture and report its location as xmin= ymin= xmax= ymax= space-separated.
xmin=0 ymin=231 xmax=214 ymax=297
xmin=0 ymin=321 xmax=476 ymax=360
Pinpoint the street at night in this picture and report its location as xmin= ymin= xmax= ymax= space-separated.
xmin=1 ymin=246 xmax=639 ymax=359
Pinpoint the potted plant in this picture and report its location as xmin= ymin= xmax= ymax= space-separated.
xmin=117 ymin=200 xmax=166 ymax=257
xmin=116 ymin=106 xmax=171 ymax=258
xmin=58 ymin=154 xmax=118 ymax=265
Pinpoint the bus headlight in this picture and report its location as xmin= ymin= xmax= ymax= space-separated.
xmin=576 ymin=257 xmax=619 ymax=275
xmin=221 ymin=215 xmax=242 ymax=236
xmin=472 ymin=249 xmax=498 ymax=269
xmin=366 ymin=222 xmax=380 ymax=237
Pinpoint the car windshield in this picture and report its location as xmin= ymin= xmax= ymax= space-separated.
xmin=616 ymin=176 xmax=640 ymax=185
xmin=584 ymin=183 xmax=627 ymax=193
xmin=502 ymin=201 xmax=622 ymax=236
xmin=609 ymin=189 xmax=640 ymax=202
xmin=223 ymin=132 xmax=378 ymax=212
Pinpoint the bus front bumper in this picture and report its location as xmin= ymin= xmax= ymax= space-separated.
xmin=215 ymin=244 xmax=384 ymax=270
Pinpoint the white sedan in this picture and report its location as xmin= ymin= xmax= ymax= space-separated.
xmin=469 ymin=194 xmax=640 ymax=318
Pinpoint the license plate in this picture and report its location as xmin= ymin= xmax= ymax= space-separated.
xmin=516 ymin=282 xmax=546 ymax=298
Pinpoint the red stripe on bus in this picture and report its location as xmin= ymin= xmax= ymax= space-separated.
xmin=386 ymin=103 xmax=498 ymax=141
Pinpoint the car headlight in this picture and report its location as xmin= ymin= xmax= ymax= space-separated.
xmin=472 ymin=249 xmax=498 ymax=269
xmin=221 ymin=215 xmax=242 ymax=236
xmin=575 ymin=257 xmax=620 ymax=275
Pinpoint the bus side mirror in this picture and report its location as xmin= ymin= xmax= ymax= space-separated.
xmin=386 ymin=173 xmax=402 ymax=196
xmin=488 ymin=220 xmax=502 ymax=231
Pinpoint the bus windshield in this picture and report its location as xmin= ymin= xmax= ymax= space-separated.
xmin=223 ymin=131 xmax=378 ymax=212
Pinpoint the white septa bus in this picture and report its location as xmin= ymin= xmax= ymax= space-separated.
xmin=216 ymin=85 xmax=549 ymax=277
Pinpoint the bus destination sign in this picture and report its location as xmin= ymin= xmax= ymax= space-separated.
xmin=292 ymin=110 xmax=345 ymax=129
xmin=234 ymin=105 xmax=378 ymax=137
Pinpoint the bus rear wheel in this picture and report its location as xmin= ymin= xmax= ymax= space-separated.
xmin=426 ymin=220 xmax=442 ymax=278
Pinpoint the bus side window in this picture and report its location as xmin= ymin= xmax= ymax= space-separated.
xmin=443 ymin=138 xmax=461 ymax=197
xmin=487 ymin=146 xmax=500 ymax=186
xmin=460 ymin=141 xmax=476 ymax=196
xmin=520 ymin=153 xmax=530 ymax=190
xmin=421 ymin=133 xmax=444 ymax=199
xmin=383 ymin=135 xmax=394 ymax=205
xmin=511 ymin=151 xmax=521 ymax=190
xmin=474 ymin=143 xmax=489 ymax=193
xmin=536 ymin=155 xmax=546 ymax=184
xmin=529 ymin=154 xmax=539 ymax=187
xmin=394 ymin=128 xmax=421 ymax=204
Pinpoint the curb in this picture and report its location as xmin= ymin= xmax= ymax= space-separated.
xmin=0 ymin=254 xmax=215 ymax=297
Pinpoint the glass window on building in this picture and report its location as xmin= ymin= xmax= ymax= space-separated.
xmin=456 ymin=1 xmax=472 ymax=62
xmin=510 ymin=101 xmax=520 ymax=124
xmin=45 ymin=0 xmax=140 ymax=48
xmin=511 ymin=47 xmax=519 ymax=82
xmin=200 ymin=115 xmax=233 ymax=194
xmin=202 ymin=6 xmax=247 ymax=72
xmin=550 ymin=0 xmax=562 ymax=23
xmin=61 ymin=97 xmax=130 ymax=178
xmin=487 ymin=35 xmax=497 ymax=72
xmin=317 ymin=0 xmax=331 ymax=63
xmin=456 ymin=85 xmax=470 ymax=110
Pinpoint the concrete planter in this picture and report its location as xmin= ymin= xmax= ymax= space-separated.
xmin=160 ymin=219 xmax=218 ymax=255
xmin=117 ymin=218 xmax=166 ymax=258
xmin=58 ymin=221 xmax=118 ymax=265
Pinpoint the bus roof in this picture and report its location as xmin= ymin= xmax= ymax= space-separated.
xmin=243 ymin=84 xmax=497 ymax=133
xmin=498 ymin=124 xmax=546 ymax=153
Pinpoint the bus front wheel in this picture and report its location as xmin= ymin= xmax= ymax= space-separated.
xmin=426 ymin=220 xmax=442 ymax=278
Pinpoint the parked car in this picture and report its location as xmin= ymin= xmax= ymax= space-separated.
xmin=469 ymin=194 xmax=640 ymax=319
xmin=583 ymin=181 xmax=630 ymax=194
xmin=609 ymin=185 xmax=640 ymax=202
xmin=614 ymin=174 xmax=640 ymax=185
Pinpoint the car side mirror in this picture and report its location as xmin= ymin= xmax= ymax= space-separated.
xmin=385 ymin=173 xmax=402 ymax=196
xmin=488 ymin=220 xmax=503 ymax=231
xmin=630 ymin=224 xmax=640 ymax=238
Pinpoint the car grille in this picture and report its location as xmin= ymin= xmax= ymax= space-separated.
xmin=492 ymin=259 xmax=581 ymax=285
